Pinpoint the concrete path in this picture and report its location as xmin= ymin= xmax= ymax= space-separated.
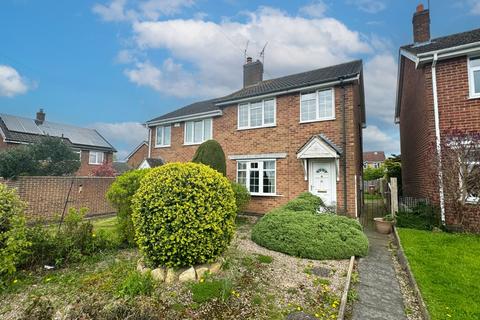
xmin=352 ymin=229 xmax=407 ymax=320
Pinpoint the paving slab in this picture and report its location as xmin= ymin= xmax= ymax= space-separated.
xmin=352 ymin=229 xmax=407 ymax=320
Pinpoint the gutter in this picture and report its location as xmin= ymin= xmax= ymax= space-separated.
xmin=214 ymin=75 xmax=360 ymax=107
xmin=146 ymin=109 xmax=223 ymax=127
xmin=431 ymin=53 xmax=446 ymax=224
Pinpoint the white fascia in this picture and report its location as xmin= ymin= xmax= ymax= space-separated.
xmin=146 ymin=110 xmax=222 ymax=127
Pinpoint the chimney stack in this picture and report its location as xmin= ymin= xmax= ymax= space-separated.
xmin=243 ymin=57 xmax=263 ymax=87
xmin=36 ymin=108 xmax=45 ymax=124
xmin=412 ymin=3 xmax=430 ymax=44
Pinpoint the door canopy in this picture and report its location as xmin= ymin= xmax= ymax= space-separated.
xmin=297 ymin=134 xmax=342 ymax=159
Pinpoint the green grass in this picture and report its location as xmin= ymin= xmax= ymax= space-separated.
xmin=190 ymin=279 xmax=232 ymax=303
xmin=398 ymin=228 xmax=480 ymax=320
xmin=256 ymin=254 xmax=273 ymax=264
xmin=363 ymin=193 xmax=382 ymax=200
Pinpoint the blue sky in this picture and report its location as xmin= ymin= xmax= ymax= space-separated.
xmin=1 ymin=0 xmax=479 ymax=159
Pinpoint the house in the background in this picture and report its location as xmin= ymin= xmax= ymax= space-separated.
xmin=126 ymin=140 xmax=148 ymax=168
xmin=363 ymin=151 xmax=386 ymax=168
xmin=138 ymin=158 xmax=164 ymax=169
xmin=395 ymin=4 xmax=480 ymax=231
xmin=144 ymin=58 xmax=366 ymax=216
xmin=112 ymin=161 xmax=132 ymax=175
xmin=0 ymin=109 xmax=116 ymax=176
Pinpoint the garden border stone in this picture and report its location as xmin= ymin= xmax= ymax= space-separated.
xmin=338 ymin=256 xmax=355 ymax=320
xmin=392 ymin=226 xmax=431 ymax=320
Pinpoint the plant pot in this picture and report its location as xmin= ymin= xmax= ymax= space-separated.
xmin=374 ymin=218 xmax=393 ymax=234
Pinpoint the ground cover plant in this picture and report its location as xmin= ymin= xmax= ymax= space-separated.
xmin=398 ymin=228 xmax=480 ymax=320
xmin=132 ymin=162 xmax=237 ymax=268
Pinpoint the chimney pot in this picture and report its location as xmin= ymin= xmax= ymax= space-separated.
xmin=36 ymin=108 xmax=45 ymax=124
xmin=412 ymin=4 xmax=430 ymax=43
xmin=246 ymin=56 xmax=253 ymax=63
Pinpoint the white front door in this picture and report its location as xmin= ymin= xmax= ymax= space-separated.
xmin=309 ymin=160 xmax=336 ymax=206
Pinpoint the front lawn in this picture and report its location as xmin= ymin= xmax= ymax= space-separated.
xmin=0 ymin=216 xmax=349 ymax=319
xmin=398 ymin=228 xmax=480 ymax=320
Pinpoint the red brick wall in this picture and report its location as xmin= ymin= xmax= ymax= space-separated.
xmin=76 ymin=150 xmax=114 ymax=176
xmin=399 ymin=55 xmax=480 ymax=232
xmin=1 ymin=176 xmax=115 ymax=221
xmin=149 ymin=83 xmax=363 ymax=216
xmin=127 ymin=144 xmax=148 ymax=169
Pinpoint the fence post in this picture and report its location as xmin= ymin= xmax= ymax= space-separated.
xmin=390 ymin=177 xmax=398 ymax=217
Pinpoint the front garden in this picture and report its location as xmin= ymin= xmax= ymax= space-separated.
xmin=398 ymin=228 xmax=480 ymax=320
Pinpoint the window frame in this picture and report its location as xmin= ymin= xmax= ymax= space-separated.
xmin=88 ymin=151 xmax=104 ymax=165
xmin=466 ymin=159 xmax=480 ymax=203
xmin=299 ymin=88 xmax=336 ymax=123
xmin=184 ymin=118 xmax=212 ymax=145
xmin=468 ymin=56 xmax=480 ymax=99
xmin=237 ymin=98 xmax=276 ymax=130
xmin=155 ymin=125 xmax=171 ymax=148
xmin=236 ymin=159 xmax=277 ymax=196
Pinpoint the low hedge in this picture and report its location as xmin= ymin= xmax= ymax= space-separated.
xmin=251 ymin=193 xmax=368 ymax=260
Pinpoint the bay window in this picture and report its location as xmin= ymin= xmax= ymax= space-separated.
xmin=237 ymin=160 xmax=276 ymax=195
xmin=155 ymin=125 xmax=171 ymax=147
xmin=300 ymin=88 xmax=335 ymax=122
xmin=185 ymin=118 xmax=212 ymax=144
xmin=468 ymin=56 xmax=480 ymax=98
xmin=238 ymin=98 xmax=276 ymax=129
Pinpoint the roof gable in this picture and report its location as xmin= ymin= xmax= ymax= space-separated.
xmin=297 ymin=134 xmax=342 ymax=159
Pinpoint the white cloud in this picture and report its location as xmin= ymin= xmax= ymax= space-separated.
xmin=90 ymin=121 xmax=147 ymax=151
xmin=299 ymin=0 xmax=328 ymax=18
xmin=139 ymin=0 xmax=195 ymax=20
xmin=0 ymin=65 xmax=30 ymax=97
xmin=347 ymin=0 xmax=387 ymax=14
xmin=468 ymin=0 xmax=480 ymax=15
xmin=363 ymin=125 xmax=399 ymax=155
xmin=363 ymin=53 xmax=397 ymax=123
xmin=92 ymin=0 xmax=131 ymax=22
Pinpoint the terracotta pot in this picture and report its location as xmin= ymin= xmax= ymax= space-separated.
xmin=374 ymin=218 xmax=393 ymax=234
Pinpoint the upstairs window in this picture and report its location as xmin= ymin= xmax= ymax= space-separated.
xmin=469 ymin=57 xmax=480 ymax=98
xmin=155 ymin=125 xmax=171 ymax=147
xmin=300 ymin=88 xmax=335 ymax=122
xmin=238 ymin=99 xmax=276 ymax=129
xmin=89 ymin=151 xmax=104 ymax=165
xmin=185 ymin=118 xmax=212 ymax=145
xmin=237 ymin=160 xmax=276 ymax=195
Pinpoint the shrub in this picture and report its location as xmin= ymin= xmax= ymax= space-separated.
xmin=117 ymin=271 xmax=154 ymax=298
xmin=251 ymin=210 xmax=368 ymax=260
xmin=282 ymin=192 xmax=325 ymax=212
xmin=132 ymin=162 xmax=236 ymax=268
xmin=230 ymin=182 xmax=250 ymax=213
xmin=396 ymin=202 xmax=441 ymax=231
xmin=0 ymin=147 xmax=36 ymax=179
xmin=192 ymin=140 xmax=227 ymax=175
xmin=107 ymin=169 xmax=150 ymax=245
xmin=0 ymin=184 xmax=30 ymax=280
xmin=91 ymin=163 xmax=117 ymax=177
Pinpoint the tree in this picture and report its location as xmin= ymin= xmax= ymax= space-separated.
xmin=384 ymin=154 xmax=402 ymax=193
xmin=363 ymin=166 xmax=384 ymax=181
xmin=192 ymin=139 xmax=226 ymax=176
xmin=0 ymin=146 xmax=37 ymax=179
xmin=30 ymin=136 xmax=81 ymax=176
xmin=91 ymin=163 xmax=116 ymax=177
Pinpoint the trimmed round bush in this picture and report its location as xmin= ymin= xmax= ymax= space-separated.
xmin=230 ymin=182 xmax=251 ymax=214
xmin=0 ymin=184 xmax=30 ymax=278
xmin=282 ymin=192 xmax=325 ymax=212
xmin=192 ymin=140 xmax=226 ymax=176
xmin=132 ymin=162 xmax=236 ymax=268
xmin=106 ymin=169 xmax=150 ymax=245
xmin=251 ymin=210 xmax=368 ymax=260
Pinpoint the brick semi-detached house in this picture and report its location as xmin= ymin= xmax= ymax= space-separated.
xmin=145 ymin=58 xmax=366 ymax=216
xmin=396 ymin=5 xmax=480 ymax=231
xmin=0 ymin=109 xmax=116 ymax=176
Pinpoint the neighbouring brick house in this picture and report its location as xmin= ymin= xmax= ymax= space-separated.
xmin=363 ymin=151 xmax=386 ymax=168
xmin=145 ymin=58 xmax=366 ymax=216
xmin=395 ymin=4 xmax=480 ymax=231
xmin=0 ymin=109 xmax=116 ymax=176
xmin=125 ymin=140 xmax=148 ymax=168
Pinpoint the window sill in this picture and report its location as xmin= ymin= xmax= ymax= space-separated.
xmin=237 ymin=124 xmax=276 ymax=131
xmin=89 ymin=163 xmax=103 ymax=166
xmin=300 ymin=117 xmax=336 ymax=124
xmin=468 ymin=94 xmax=480 ymax=100
xmin=154 ymin=145 xmax=171 ymax=149
xmin=184 ymin=142 xmax=204 ymax=146
xmin=466 ymin=197 xmax=479 ymax=204
xmin=250 ymin=193 xmax=283 ymax=197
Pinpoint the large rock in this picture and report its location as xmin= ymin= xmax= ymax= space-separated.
xmin=209 ymin=261 xmax=222 ymax=274
xmin=151 ymin=267 xmax=165 ymax=282
xmin=165 ymin=268 xmax=177 ymax=284
xmin=179 ymin=267 xmax=196 ymax=282
xmin=136 ymin=259 xmax=151 ymax=275
xmin=311 ymin=266 xmax=331 ymax=277
xmin=195 ymin=265 xmax=209 ymax=279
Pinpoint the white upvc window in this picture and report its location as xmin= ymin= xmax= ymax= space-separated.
xmin=237 ymin=98 xmax=276 ymax=130
xmin=89 ymin=151 xmax=104 ymax=165
xmin=300 ymin=88 xmax=335 ymax=122
xmin=74 ymin=150 xmax=81 ymax=161
xmin=237 ymin=160 xmax=276 ymax=196
xmin=155 ymin=125 xmax=171 ymax=147
xmin=468 ymin=56 xmax=480 ymax=98
xmin=184 ymin=118 xmax=212 ymax=145
xmin=466 ymin=156 xmax=480 ymax=203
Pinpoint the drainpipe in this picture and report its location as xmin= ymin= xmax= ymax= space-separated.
xmin=340 ymin=78 xmax=348 ymax=215
xmin=431 ymin=53 xmax=446 ymax=224
xmin=147 ymin=127 xmax=152 ymax=158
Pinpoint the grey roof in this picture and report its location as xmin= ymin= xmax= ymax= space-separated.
xmin=148 ymin=60 xmax=363 ymax=123
xmin=217 ymin=60 xmax=363 ymax=103
xmin=402 ymin=28 xmax=480 ymax=55
xmin=147 ymin=98 xmax=219 ymax=123
xmin=112 ymin=162 xmax=133 ymax=175
xmin=144 ymin=158 xmax=164 ymax=168
xmin=0 ymin=113 xmax=116 ymax=152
